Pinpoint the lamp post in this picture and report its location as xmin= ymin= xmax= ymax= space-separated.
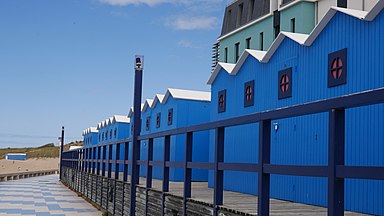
xmin=130 ymin=55 xmax=144 ymax=216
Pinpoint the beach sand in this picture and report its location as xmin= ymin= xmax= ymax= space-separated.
xmin=0 ymin=158 xmax=59 ymax=174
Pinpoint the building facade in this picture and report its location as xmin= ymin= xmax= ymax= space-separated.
xmin=90 ymin=115 xmax=131 ymax=172
xmin=139 ymin=88 xmax=211 ymax=181
xmin=82 ymin=127 xmax=98 ymax=148
xmin=82 ymin=89 xmax=211 ymax=181
xmin=216 ymin=0 xmax=379 ymax=65
xmin=5 ymin=153 xmax=26 ymax=161
xmin=208 ymin=1 xmax=384 ymax=214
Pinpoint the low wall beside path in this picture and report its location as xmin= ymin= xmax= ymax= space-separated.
xmin=0 ymin=169 xmax=58 ymax=182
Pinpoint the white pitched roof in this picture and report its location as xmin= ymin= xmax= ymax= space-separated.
xmin=207 ymin=1 xmax=384 ymax=85
xmin=366 ymin=0 xmax=384 ymax=20
xmin=128 ymin=107 xmax=133 ymax=118
xmin=263 ymin=32 xmax=310 ymax=62
xmin=142 ymin=99 xmax=154 ymax=112
xmin=151 ymin=94 xmax=165 ymax=109
xmin=102 ymin=119 xmax=109 ymax=128
xmin=83 ymin=127 xmax=98 ymax=136
xmin=107 ymin=117 xmax=113 ymax=126
xmin=89 ymin=127 xmax=98 ymax=133
xmin=113 ymin=115 xmax=130 ymax=124
xmin=163 ymin=88 xmax=211 ymax=103
xmin=207 ymin=63 xmax=235 ymax=85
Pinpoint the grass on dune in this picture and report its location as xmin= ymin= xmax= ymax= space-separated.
xmin=0 ymin=142 xmax=83 ymax=159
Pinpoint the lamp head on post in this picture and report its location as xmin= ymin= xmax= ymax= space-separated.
xmin=135 ymin=55 xmax=144 ymax=71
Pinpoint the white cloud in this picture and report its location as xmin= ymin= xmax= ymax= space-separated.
xmin=167 ymin=16 xmax=219 ymax=30
xmin=99 ymin=0 xmax=227 ymax=9
xmin=177 ymin=39 xmax=200 ymax=48
xmin=98 ymin=0 xmax=177 ymax=6
xmin=98 ymin=0 xmax=227 ymax=30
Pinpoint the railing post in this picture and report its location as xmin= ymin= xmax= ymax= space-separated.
xmin=258 ymin=120 xmax=271 ymax=216
xmin=123 ymin=142 xmax=130 ymax=182
xmin=73 ymin=151 xmax=75 ymax=169
xmin=114 ymin=143 xmax=121 ymax=215
xmin=122 ymin=141 xmax=129 ymax=216
xmin=108 ymin=144 xmax=113 ymax=178
xmin=101 ymin=145 xmax=106 ymax=207
xmin=214 ymin=127 xmax=224 ymax=216
xmin=78 ymin=150 xmax=81 ymax=172
xmin=106 ymin=144 xmax=113 ymax=211
xmin=328 ymin=109 xmax=345 ymax=216
xmin=115 ymin=143 xmax=121 ymax=180
xmin=146 ymin=138 xmax=154 ymax=188
xmin=145 ymin=138 xmax=154 ymax=216
xmin=91 ymin=147 xmax=94 ymax=201
xmin=130 ymin=56 xmax=144 ymax=216
xmin=83 ymin=149 xmax=85 ymax=172
xmin=183 ymin=132 xmax=193 ymax=216
xmin=82 ymin=149 xmax=86 ymax=172
xmin=70 ymin=152 xmax=72 ymax=169
xmin=83 ymin=148 xmax=86 ymax=172
xmin=162 ymin=135 xmax=171 ymax=216
xmin=82 ymin=149 xmax=85 ymax=194
xmin=88 ymin=148 xmax=91 ymax=173
xmin=86 ymin=148 xmax=89 ymax=173
xmin=97 ymin=146 xmax=101 ymax=176
xmin=85 ymin=149 xmax=87 ymax=172
xmin=59 ymin=126 xmax=64 ymax=181
xmin=102 ymin=146 xmax=107 ymax=177
xmin=92 ymin=147 xmax=96 ymax=175
xmin=77 ymin=149 xmax=80 ymax=192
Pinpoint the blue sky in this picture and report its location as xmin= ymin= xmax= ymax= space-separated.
xmin=0 ymin=0 xmax=229 ymax=148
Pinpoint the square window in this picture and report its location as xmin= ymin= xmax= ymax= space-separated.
xmin=156 ymin=113 xmax=161 ymax=128
xmin=244 ymin=80 xmax=254 ymax=107
xmin=328 ymin=48 xmax=347 ymax=87
xmin=168 ymin=109 xmax=173 ymax=125
xmin=337 ymin=0 xmax=347 ymax=8
xmin=278 ymin=67 xmax=292 ymax=99
xmin=218 ymin=90 xmax=226 ymax=113
xmin=146 ymin=117 xmax=150 ymax=131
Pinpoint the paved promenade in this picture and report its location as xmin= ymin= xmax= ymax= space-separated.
xmin=0 ymin=174 xmax=100 ymax=216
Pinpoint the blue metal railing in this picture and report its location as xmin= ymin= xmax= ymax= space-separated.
xmin=61 ymin=87 xmax=384 ymax=216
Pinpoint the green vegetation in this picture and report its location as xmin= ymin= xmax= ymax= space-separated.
xmin=0 ymin=141 xmax=83 ymax=159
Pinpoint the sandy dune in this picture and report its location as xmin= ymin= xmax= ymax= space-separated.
xmin=0 ymin=158 xmax=59 ymax=174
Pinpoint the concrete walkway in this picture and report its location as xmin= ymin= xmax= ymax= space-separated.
xmin=0 ymin=174 xmax=100 ymax=216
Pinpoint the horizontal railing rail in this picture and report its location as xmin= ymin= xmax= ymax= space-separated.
xmin=61 ymin=87 xmax=384 ymax=216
